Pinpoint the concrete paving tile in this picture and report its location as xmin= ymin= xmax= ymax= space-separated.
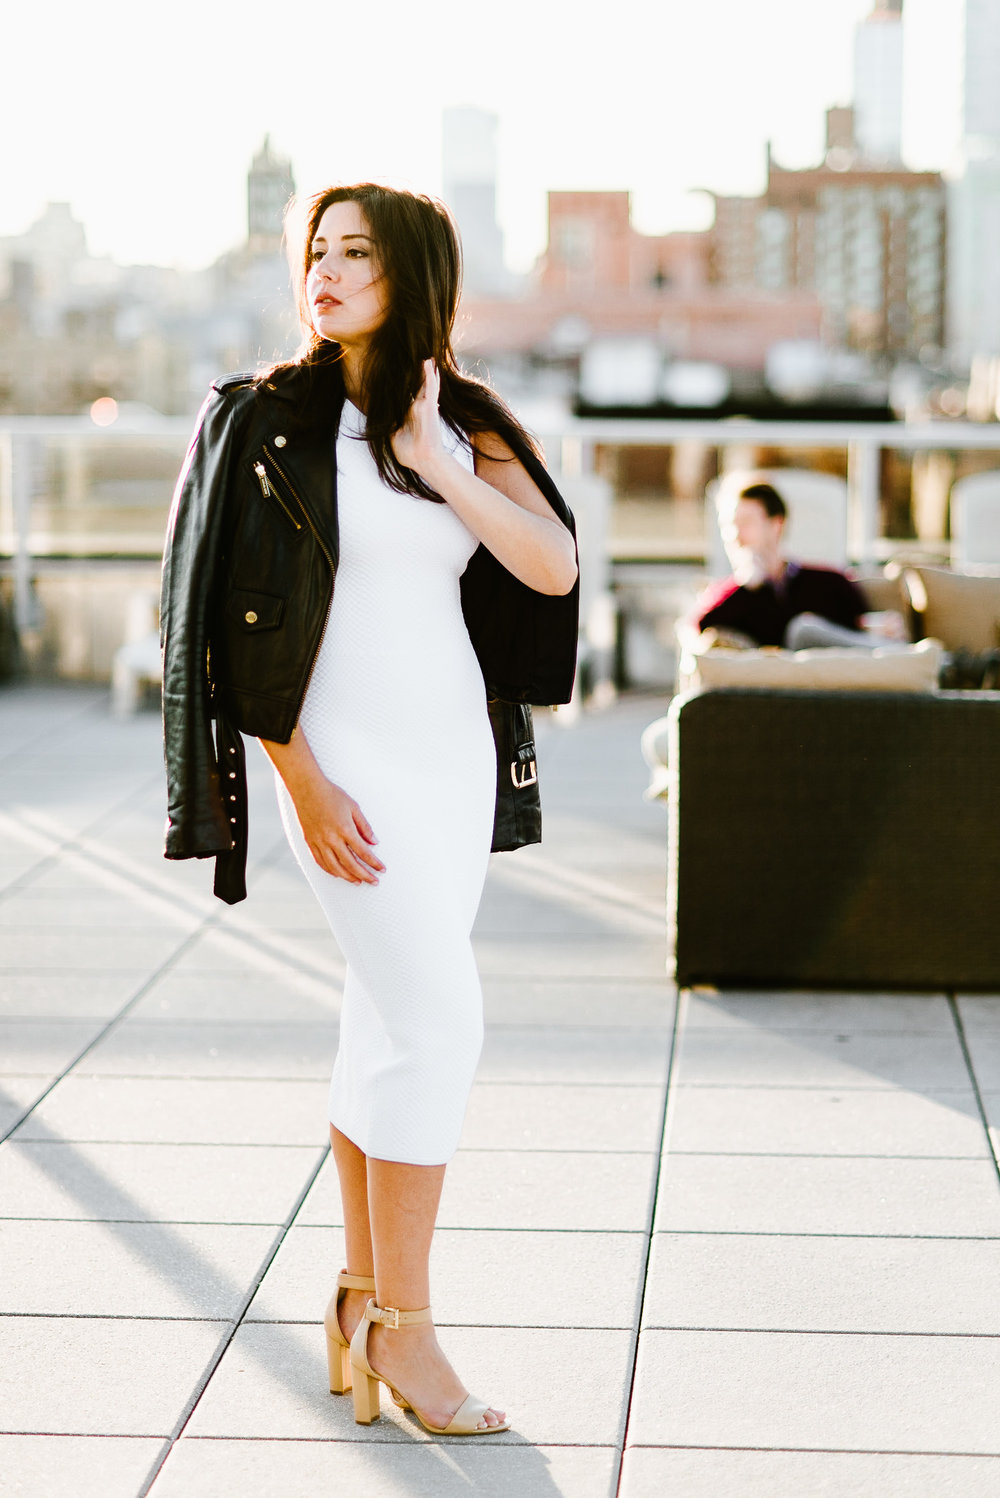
xmin=479 ymin=1027 xmax=669 ymax=1085
xmin=482 ymin=978 xmax=675 ymax=1030
xmin=686 ymin=990 xmax=955 ymax=1033
xmin=962 ymin=1031 xmax=1000 ymax=1090
xmin=155 ymin=1437 xmax=619 ymax=1497
xmin=980 ymin=1093 xmax=1000 ymax=1151
xmin=222 ymin=899 xmax=332 ymax=934
xmin=628 ymin=1328 xmax=1000 ymax=1453
xmin=473 ymin=894 xmax=646 ymax=941
xmin=0 ymin=1140 xmax=326 ymax=1223
xmin=461 ymin=1083 xmax=666 ymax=1153
xmin=247 ymin=1225 xmax=645 ymax=1329
xmin=673 ymin=1028 xmax=972 ymax=1090
xmin=642 ymin=1232 xmax=1000 ymax=1333
xmin=13 ymin=1076 xmax=329 ymax=1145
xmin=131 ymin=970 xmax=343 ymax=1023
xmin=296 ymin=1148 xmax=658 ymax=1231
xmin=0 ymin=1077 xmax=51 ymax=1136
xmin=472 ymin=936 xmax=667 ymax=979
xmin=654 ymin=1155 xmax=1000 ymax=1236
xmin=76 ymin=1021 xmax=339 ymax=1079
xmin=0 ymin=780 xmax=133 ymax=835
xmin=0 ymin=891 xmax=200 ymax=931
xmin=187 ymin=1322 xmax=632 ymax=1445
xmin=0 ymin=1020 xmax=103 ymax=1075
xmin=240 ymin=864 xmax=323 ymax=900
xmin=665 ymin=1085 xmax=989 ymax=1157
xmin=0 ymin=927 xmax=183 ymax=971
xmin=957 ymin=996 xmax=1000 ymax=1032
xmin=0 ymin=1219 xmax=281 ymax=1318
xmin=619 ymin=1448 xmax=1000 ymax=1498
xmin=0 ymin=971 xmax=147 ymax=1019
xmin=0 ymin=857 xmax=44 ymax=892
xmin=0 ymin=1316 xmax=227 ymax=1435
xmin=0 ymin=1435 xmax=166 ymax=1498
xmin=166 ymin=927 xmax=347 ymax=983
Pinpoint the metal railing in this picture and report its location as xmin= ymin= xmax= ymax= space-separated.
xmin=4 ymin=412 xmax=1000 ymax=646
xmin=531 ymin=413 xmax=1000 ymax=562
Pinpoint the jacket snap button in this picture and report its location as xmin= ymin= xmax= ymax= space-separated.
xmin=274 ymin=434 xmax=287 ymax=447
xmin=245 ymin=610 xmax=258 ymax=624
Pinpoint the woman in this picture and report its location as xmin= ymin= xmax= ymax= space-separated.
xmin=160 ymin=183 xmax=578 ymax=1436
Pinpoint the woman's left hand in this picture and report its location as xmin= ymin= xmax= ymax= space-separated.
xmin=391 ymin=358 xmax=448 ymax=481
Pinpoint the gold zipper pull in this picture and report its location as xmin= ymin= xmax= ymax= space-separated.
xmin=254 ymin=461 xmax=271 ymax=497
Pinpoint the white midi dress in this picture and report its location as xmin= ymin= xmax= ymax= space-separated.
xmin=275 ymin=400 xmax=496 ymax=1165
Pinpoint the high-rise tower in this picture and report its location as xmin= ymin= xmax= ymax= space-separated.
xmin=903 ymin=0 xmax=1000 ymax=359
xmin=853 ymin=1 xmax=904 ymax=165
xmin=442 ymin=107 xmax=508 ymax=297
xmin=247 ymin=136 xmax=295 ymax=256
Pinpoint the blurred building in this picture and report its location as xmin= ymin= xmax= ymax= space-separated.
xmin=442 ymin=106 xmax=510 ymax=297
xmin=708 ymin=117 xmax=946 ymax=359
xmin=853 ymin=0 xmax=904 ymax=166
xmin=458 ymin=189 xmax=820 ymax=372
xmin=0 ymin=143 xmax=299 ymax=416
xmin=901 ymin=0 xmax=1000 ymax=361
xmin=247 ymin=135 xmax=295 ymax=255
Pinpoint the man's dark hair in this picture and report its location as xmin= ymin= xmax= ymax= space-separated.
xmin=739 ymin=481 xmax=787 ymax=521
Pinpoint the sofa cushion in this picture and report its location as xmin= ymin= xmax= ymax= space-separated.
xmin=853 ymin=569 xmax=911 ymax=619
xmin=905 ymin=566 xmax=1000 ymax=652
xmin=691 ymin=639 xmax=942 ymax=693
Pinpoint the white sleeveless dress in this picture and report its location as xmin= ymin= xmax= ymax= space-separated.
xmin=275 ymin=401 xmax=496 ymax=1165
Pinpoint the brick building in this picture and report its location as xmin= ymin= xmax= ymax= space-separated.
xmin=708 ymin=115 xmax=946 ymax=358
xmin=459 ymin=190 xmax=820 ymax=371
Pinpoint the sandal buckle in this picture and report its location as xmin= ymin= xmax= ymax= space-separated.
xmin=380 ymin=1306 xmax=401 ymax=1329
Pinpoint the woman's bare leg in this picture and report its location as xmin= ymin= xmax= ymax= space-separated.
xmin=364 ymin=1157 xmax=505 ymax=1430
xmin=330 ymin=1126 xmax=374 ymax=1340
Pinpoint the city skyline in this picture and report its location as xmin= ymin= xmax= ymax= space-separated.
xmin=4 ymin=0 xmax=948 ymax=276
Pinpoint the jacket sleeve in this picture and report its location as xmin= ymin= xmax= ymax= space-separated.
xmin=160 ymin=388 xmax=239 ymax=861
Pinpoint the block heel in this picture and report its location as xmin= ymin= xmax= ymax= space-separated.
xmin=350 ymin=1362 xmax=383 ymax=1424
xmin=322 ymin=1269 xmax=375 ymax=1395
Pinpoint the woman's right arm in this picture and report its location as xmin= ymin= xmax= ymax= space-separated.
xmin=259 ymin=729 xmax=385 ymax=885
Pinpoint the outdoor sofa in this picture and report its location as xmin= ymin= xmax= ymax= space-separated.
xmin=664 ymin=564 xmax=1000 ymax=990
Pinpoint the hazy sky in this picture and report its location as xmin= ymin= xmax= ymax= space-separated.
xmin=4 ymin=0 xmax=948 ymax=273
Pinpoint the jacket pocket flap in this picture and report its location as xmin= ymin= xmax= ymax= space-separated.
xmin=227 ymin=589 xmax=286 ymax=631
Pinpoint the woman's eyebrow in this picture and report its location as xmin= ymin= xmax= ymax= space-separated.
xmin=341 ymin=234 xmax=373 ymax=242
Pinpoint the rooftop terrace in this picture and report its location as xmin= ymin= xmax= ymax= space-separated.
xmin=1 ymin=685 xmax=999 ymax=1495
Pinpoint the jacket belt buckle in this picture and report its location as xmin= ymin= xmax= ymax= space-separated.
xmin=511 ymin=755 xmax=538 ymax=790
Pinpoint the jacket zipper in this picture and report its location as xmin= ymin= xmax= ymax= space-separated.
xmin=259 ymin=443 xmax=338 ymax=723
xmin=253 ymin=456 xmax=302 ymax=530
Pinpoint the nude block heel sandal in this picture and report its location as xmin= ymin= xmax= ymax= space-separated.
xmin=324 ymin=1270 xmax=376 ymax=1394
xmin=349 ymin=1299 xmax=510 ymax=1435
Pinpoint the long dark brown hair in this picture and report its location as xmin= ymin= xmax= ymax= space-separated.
xmin=275 ymin=182 xmax=538 ymax=502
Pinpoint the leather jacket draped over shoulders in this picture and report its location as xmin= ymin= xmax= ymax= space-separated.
xmin=159 ymin=361 xmax=580 ymax=904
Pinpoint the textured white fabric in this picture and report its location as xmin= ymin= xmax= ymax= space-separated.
xmin=275 ymin=402 xmax=495 ymax=1164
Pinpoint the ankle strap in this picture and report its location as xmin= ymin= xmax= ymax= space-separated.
xmin=337 ymin=1270 xmax=376 ymax=1292
xmin=364 ymin=1301 xmax=432 ymax=1330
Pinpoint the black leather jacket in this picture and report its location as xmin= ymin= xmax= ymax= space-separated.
xmin=160 ymin=361 xmax=579 ymax=903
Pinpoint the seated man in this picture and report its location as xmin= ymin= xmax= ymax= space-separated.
xmin=693 ymin=480 xmax=906 ymax=650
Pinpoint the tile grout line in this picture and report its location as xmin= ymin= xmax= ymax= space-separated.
xmin=132 ymin=1144 xmax=331 ymax=1498
xmin=613 ymin=984 xmax=685 ymax=1497
xmin=947 ymin=993 xmax=1000 ymax=1190
xmin=0 ymin=689 xmax=112 ymax=774
xmin=0 ymin=916 xmax=228 ymax=1147
xmin=0 ymin=798 xmax=328 ymax=1148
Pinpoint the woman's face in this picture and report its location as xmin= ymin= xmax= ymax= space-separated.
xmin=307 ymin=200 xmax=389 ymax=349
